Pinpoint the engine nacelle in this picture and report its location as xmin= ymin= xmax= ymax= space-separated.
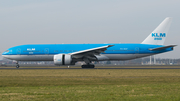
xmin=54 ymin=54 xmax=73 ymax=65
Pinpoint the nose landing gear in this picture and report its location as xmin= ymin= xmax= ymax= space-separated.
xmin=16 ymin=61 xmax=20 ymax=69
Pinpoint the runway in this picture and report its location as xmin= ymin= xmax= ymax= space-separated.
xmin=1 ymin=67 xmax=180 ymax=69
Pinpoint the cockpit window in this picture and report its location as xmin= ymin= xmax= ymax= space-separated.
xmin=5 ymin=50 xmax=9 ymax=52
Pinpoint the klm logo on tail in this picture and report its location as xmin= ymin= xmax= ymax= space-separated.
xmin=152 ymin=33 xmax=166 ymax=40
xmin=142 ymin=17 xmax=172 ymax=45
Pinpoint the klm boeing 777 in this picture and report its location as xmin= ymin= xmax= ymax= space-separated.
xmin=2 ymin=17 xmax=176 ymax=68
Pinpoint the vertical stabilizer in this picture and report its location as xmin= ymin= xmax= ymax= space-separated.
xmin=142 ymin=17 xmax=172 ymax=45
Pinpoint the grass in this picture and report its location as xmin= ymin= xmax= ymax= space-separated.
xmin=0 ymin=67 xmax=180 ymax=101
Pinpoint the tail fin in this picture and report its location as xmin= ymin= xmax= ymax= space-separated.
xmin=142 ymin=17 xmax=172 ymax=45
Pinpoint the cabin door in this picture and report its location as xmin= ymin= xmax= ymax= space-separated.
xmin=44 ymin=48 xmax=49 ymax=54
xmin=16 ymin=48 xmax=21 ymax=55
xmin=135 ymin=47 xmax=139 ymax=54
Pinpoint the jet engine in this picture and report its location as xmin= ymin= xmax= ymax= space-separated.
xmin=54 ymin=54 xmax=73 ymax=65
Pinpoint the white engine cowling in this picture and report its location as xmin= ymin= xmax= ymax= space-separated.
xmin=54 ymin=54 xmax=73 ymax=65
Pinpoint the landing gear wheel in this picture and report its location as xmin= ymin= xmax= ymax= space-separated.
xmin=81 ymin=65 xmax=95 ymax=68
xmin=15 ymin=61 xmax=19 ymax=69
xmin=16 ymin=65 xmax=19 ymax=69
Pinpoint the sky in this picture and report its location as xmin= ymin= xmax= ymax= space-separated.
xmin=0 ymin=0 xmax=180 ymax=59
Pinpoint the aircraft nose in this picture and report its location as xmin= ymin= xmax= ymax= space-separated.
xmin=2 ymin=52 xmax=7 ymax=55
xmin=2 ymin=52 xmax=8 ymax=58
xmin=2 ymin=53 xmax=10 ymax=59
xmin=2 ymin=52 xmax=9 ymax=58
xmin=2 ymin=52 xmax=5 ymax=55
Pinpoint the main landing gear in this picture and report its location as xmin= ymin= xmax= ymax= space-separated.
xmin=81 ymin=64 xmax=95 ymax=68
xmin=81 ymin=58 xmax=95 ymax=68
xmin=16 ymin=61 xmax=20 ymax=69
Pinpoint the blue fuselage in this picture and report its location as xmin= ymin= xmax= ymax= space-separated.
xmin=2 ymin=43 xmax=173 ymax=61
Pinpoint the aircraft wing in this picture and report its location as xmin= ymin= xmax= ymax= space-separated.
xmin=69 ymin=45 xmax=114 ymax=58
xmin=149 ymin=45 xmax=177 ymax=51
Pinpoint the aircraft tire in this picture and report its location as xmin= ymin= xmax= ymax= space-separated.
xmin=16 ymin=65 xmax=19 ymax=69
xmin=81 ymin=65 xmax=95 ymax=68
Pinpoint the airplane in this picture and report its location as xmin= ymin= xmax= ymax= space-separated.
xmin=2 ymin=17 xmax=176 ymax=68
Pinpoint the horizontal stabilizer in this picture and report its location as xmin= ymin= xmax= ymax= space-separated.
xmin=149 ymin=45 xmax=177 ymax=51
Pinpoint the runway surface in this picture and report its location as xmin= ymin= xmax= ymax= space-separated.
xmin=1 ymin=67 xmax=180 ymax=69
